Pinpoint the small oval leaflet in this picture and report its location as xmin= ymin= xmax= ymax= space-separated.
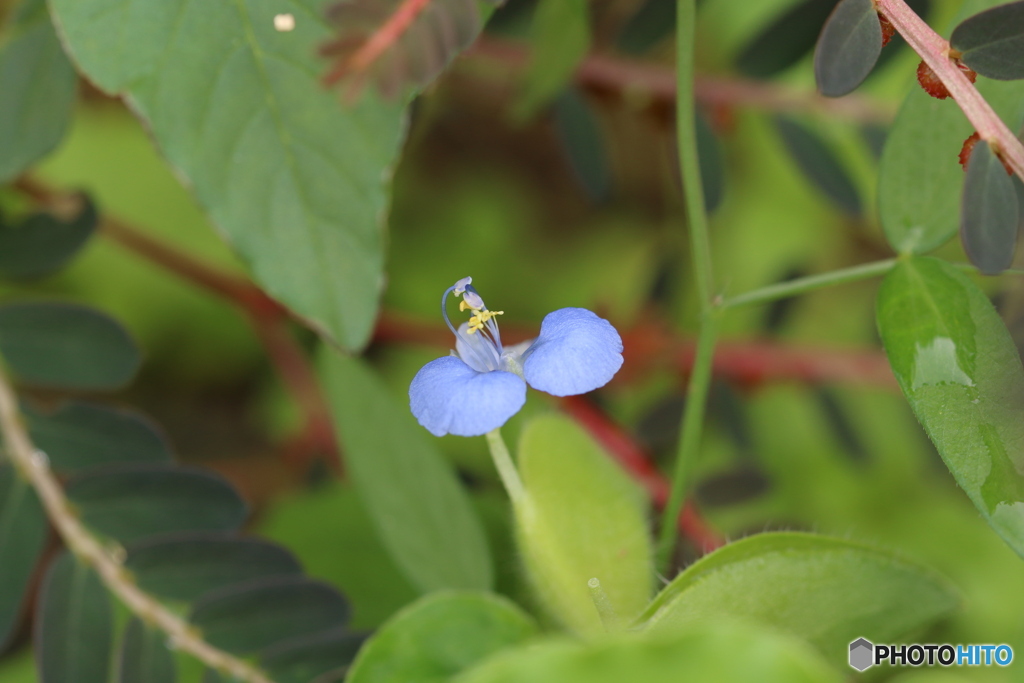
xmin=117 ymin=617 xmax=176 ymax=683
xmin=814 ymin=0 xmax=883 ymax=97
xmin=961 ymin=138 xmax=1018 ymax=275
xmin=261 ymin=628 xmax=366 ymax=683
xmin=65 ymin=464 xmax=248 ymax=544
xmin=737 ymin=0 xmax=839 ymax=79
xmin=774 ymin=116 xmax=862 ymax=215
xmin=0 ymin=194 xmax=98 ymax=280
xmin=951 ymin=0 xmax=1024 ymax=80
xmin=0 ymin=462 xmax=47 ymax=650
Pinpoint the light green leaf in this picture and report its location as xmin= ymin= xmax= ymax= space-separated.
xmin=48 ymin=0 xmax=408 ymax=350
xmin=878 ymin=256 xmax=1024 ymax=558
xmin=516 ymin=0 xmax=590 ymax=118
xmin=321 ymin=352 xmax=492 ymax=593
xmin=0 ymin=0 xmax=77 ymax=183
xmin=456 ymin=621 xmax=841 ymax=683
xmin=347 ymin=592 xmax=537 ymax=683
xmin=636 ymin=532 xmax=958 ymax=665
xmin=515 ymin=413 xmax=652 ymax=636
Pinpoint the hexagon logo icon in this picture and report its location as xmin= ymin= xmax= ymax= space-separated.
xmin=849 ymin=638 xmax=874 ymax=671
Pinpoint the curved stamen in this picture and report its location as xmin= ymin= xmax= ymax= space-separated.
xmin=441 ymin=284 xmax=459 ymax=337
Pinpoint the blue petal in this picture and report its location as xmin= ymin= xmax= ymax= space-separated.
xmin=522 ymin=308 xmax=623 ymax=397
xmin=409 ymin=356 xmax=527 ymax=437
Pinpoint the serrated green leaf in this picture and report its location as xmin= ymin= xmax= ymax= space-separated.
xmin=456 ymin=621 xmax=841 ymax=683
xmin=961 ymin=138 xmax=1019 ymax=274
xmin=637 ymin=532 xmax=958 ymax=665
xmin=49 ymin=0 xmax=408 ymax=350
xmin=0 ymin=462 xmax=47 ymax=650
xmin=26 ymin=400 xmax=172 ymax=474
xmin=116 ymin=617 xmax=175 ymax=683
xmin=347 ymin=592 xmax=537 ymax=683
xmin=321 ymin=352 xmax=493 ymax=593
xmin=0 ymin=302 xmax=140 ymax=390
xmin=0 ymin=0 xmax=77 ymax=183
xmin=36 ymin=552 xmax=113 ymax=683
xmin=125 ymin=533 xmax=303 ymax=602
xmin=515 ymin=413 xmax=652 ymax=636
xmin=878 ymin=256 xmax=1024 ymax=558
xmin=188 ymin=576 xmax=350 ymax=654
xmin=814 ymin=0 xmax=882 ymax=98
xmin=516 ymin=0 xmax=590 ymax=118
xmin=65 ymin=464 xmax=248 ymax=544
xmin=0 ymin=195 xmax=97 ymax=280
xmin=951 ymin=0 xmax=1024 ymax=80
xmin=261 ymin=629 xmax=364 ymax=683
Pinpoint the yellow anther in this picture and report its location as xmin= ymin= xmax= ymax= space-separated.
xmin=466 ymin=309 xmax=503 ymax=334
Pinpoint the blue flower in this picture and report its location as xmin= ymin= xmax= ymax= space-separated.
xmin=409 ymin=277 xmax=623 ymax=437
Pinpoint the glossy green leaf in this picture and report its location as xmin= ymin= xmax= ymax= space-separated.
xmin=189 ymin=576 xmax=350 ymax=654
xmin=0 ymin=463 xmax=47 ymax=650
xmin=0 ymin=195 xmax=97 ymax=280
xmin=347 ymin=592 xmax=537 ymax=683
xmin=737 ymin=0 xmax=838 ymax=79
xmin=515 ymin=413 xmax=652 ymax=636
xmin=0 ymin=0 xmax=77 ymax=183
xmin=814 ymin=0 xmax=882 ymax=97
xmin=49 ymin=0 xmax=408 ymax=351
xmin=116 ymin=617 xmax=175 ymax=683
xmin=65 ymin=464 xmax=248 ymax=544
xmin=553 ymin=88 xmax=610 ymax=202
xmin=36 ymin=552 xmax=113 ymax=683
xmin=774 ymin=116 xmax=861 ymax=215
xmin=26 ymin=401 xmax=172 ymax=474
xmin=637 ymin=532 xmax=958 ymax=664
xmin=0 ymin=302 xmax=140 ymax=390
xmin=878 ymin=256 xmax=1024 ymax=558
xmin=517 ymin=0 xmax=590 ymax=117
xmin=951 ymin=0 xmax=1024 ymax=80
xmin=125 ymin=533 xmax=303 ymax=602
xmin=456 ymin=621 xmax=840 ymax=683
xmin=261 ymin=629 xmax=365 ymax=683
xmin=961 ymin=138 xmax=1019 ymax=274
xmin=321 ymin=353 xmax=492 ymax=593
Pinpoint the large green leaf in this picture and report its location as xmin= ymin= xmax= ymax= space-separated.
xmin=116 ymin=617 xmax=175 ymax=683
xmin=636 ymin=532 xmax=958 ymax=665
xmin=321 ymin=352 xmax=492 ymax=593
xmin=0 ymin=0 xmax=77 ymax=183
xmin=515 ymin=413 xmax=652 ymax=636
xmin=48 ymin=0 xmax=408 ymax=350
xmin=36 ymin=552 xmax=113 ymax=683
xmin=347 ymin=592 xmax=537 ymax=683
xmin=878 ymin=256 xmax=1024 ymax=558
xmin=456 ymin=621 xmax=840 ymax=683
xmin=0 ymin=463 xmax=47 ymax=650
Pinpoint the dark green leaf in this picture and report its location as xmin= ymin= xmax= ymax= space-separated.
xmin=116 ymin=617 xmax=175 ymax=683
xmin=0 ymin=0 xmax=77 ymax=183
xmin=961 ymin=138 xmax=1019 ymax=274
xmin=0 ymin=463 xmax=47 ymax=650
xmin=26 ymin=401 xmax=172 ymax=474
xmin=695 ymin=109 xmax=725 ymax=212
xmin=553 ymin=88 xmax=611 ymax=202
xmin=951 ymin=0 xmax=1024 ymax=80
xmin=637 ymin=532 xmax=958 ymax=665
xmin=774 ymin=116 xmax=861 ymax=215
xmin=457 ymin=621 xmax=840 ymax=683
xmin=66 ymin=464 xmax=248 ymax=544
xmin=517 ymin=0 xmax=590 ymax=117
xmin=814 ymin=0 xmax=882 ymax=97
xmin=321 ymin=353 xmax=492 ymax=593
xmin=49 ymin=0 xmax=408 ymax=351
xmin=35 ymin=552 xmax=113 ymax=683
xmin=617 ymin=0 xmax=675 ymax=54
xmin=0 ymin=302 xmax=140 ymax=391
xmin=347 ymin=592 xmax=537 ymax=683
xmin=125 ymin=533 xmax=303 ymax=602
xmin=0 ymin=195 xmax=97 ymax=280
xmin=878 ymin=256 xmax=1024 ymax=558
xmin=189 ymin=576 xmax=350 ymax=655
xmin=737 ymin=0 xmax=839 ymax=79
xmin=516 ymin=413 xmax=652 ymax=636
xmin=261 ymin=629 xmax=365 ymax=683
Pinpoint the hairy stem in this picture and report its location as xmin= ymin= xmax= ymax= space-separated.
xmin=485 ymin=428 xmax=527 ymax=507
xmin=0 ymin=366 xmax=275 ymax=683
xmin=876 ymin=0 xmax=1024 ymax=180
xmin=720 ymin=259 xmax=898 ymax=309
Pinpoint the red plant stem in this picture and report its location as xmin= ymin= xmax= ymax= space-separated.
xmin=876 ymin=0 xmax=1024 ymax=179
xmin=561 ymin=395 xmax=724 ymax=552
xmin=322 ymin=0 xmax=432 ymax=86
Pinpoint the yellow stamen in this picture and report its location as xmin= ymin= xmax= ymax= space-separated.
xmin=466 ymin=309 xmax=503 ymax=334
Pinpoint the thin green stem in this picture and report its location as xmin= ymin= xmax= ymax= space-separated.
xmin=485 ymin=428 xmax=527 ymax=506
xmin=656 ymin=313 xmax=718 ymax=571
xmin=720 ymin=259 xmax=898 ymax=310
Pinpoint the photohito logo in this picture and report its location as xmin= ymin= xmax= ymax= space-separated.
xmin=849 ymin=638 xmax=1013 ymax=671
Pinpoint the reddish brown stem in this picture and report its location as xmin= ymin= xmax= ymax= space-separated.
xmin=322 ymin=0 xmax=431 ymax=87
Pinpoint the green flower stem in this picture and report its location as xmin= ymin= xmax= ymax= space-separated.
xmin=720 ymin=258 xmax=898 ymax=310
xmin=486 ymin=428 xmax=527 ymax=507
